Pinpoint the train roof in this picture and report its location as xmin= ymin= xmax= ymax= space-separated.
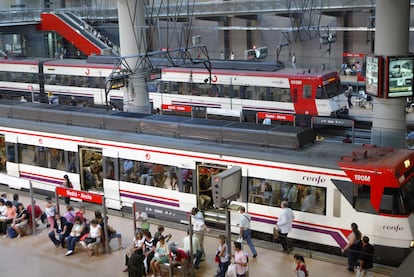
xmin=0 ymin=99 xmax=361 ymax=171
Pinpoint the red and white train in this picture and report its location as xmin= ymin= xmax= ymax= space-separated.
xmin=0 ymin=102 xmax=412 ymax=266
xmin=0 ymin=58 xmax=348 ymax=120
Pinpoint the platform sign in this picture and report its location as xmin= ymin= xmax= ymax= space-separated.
xmin=365 ymin=54 xmax=383 ymax=97
xmin=134 ymin=201 xmax=188 ymax=224
xmin=312 ymin=117 xmax=354 ymax=128
xmin=386 ymin=55 xmax=414 ymax=98
xmin=256 ymin=112 xmax=295 ymax=122
xmin=55 ymin=187 xmax=103 ymax=205
xmin=161 ymin=104 xmax=192 ymax=113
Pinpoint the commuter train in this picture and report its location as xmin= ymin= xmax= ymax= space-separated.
xmin=0 ymin=58 xmax=348 ymax=121
xmin=0 ymin=100 xmax=412 ymax=265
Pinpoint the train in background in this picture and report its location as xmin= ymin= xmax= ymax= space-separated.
xmin=0 ymin=58 xmax=348 ymax=122
xmin=0 ymin=100 xmax=412 ymax=266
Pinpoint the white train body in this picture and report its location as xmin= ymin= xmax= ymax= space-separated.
xmin=0 ymin=103 xmax=411 ymax=265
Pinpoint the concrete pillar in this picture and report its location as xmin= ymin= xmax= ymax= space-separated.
xmin=117 ymin=0 xmax=151 ymax=113
xmin=371 ymin=0 xmax=410 ymax=148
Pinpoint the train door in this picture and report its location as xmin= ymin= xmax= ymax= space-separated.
xmin=196 ymin=163 xmax=227 ymax=211
xmin=78 ymin=146 xmax=103 ymax=192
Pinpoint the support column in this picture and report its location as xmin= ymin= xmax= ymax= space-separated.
xmin=118 ymin=0 xmax=151 ymax=113
xmin=371 ymin=0 xmax=410 ymax=148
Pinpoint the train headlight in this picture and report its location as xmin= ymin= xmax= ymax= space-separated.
xmin=410 ymin=240 xmax=414 ymax=248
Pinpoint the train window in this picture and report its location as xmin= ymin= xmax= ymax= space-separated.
xmin=316 ymin=87 xmax=328 ymax=99
xmin=248 ymin=178 xmax=326 ymax=215
xmin=379 ymin=188 xmax=407 ymax=215
xmin=324 ymin=79 xmax=342 ymax=98
xmin=354 ymin=184 xmax=377 ymax=214
xmin=118 ymin=159 xmax=192 ymax=193
xmin=0 ymin=135 xmax=6 ymax=172
xmin=17 ymin=144 xmax=66 ymax=170
xmin=6 ymin=142 xmax=15 ymax=163
xmin=303 ymin=85 xmax=312 ymax=99
xmin=251 ymin=87 xmax=265 ymax=100
xmin=67 ymin=151 xmax=78 ymax=173
xmin=104 ymin=157 xmax=117 ymax=180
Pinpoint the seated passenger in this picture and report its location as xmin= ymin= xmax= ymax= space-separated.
xmin=65 ymin=216 xmax=86 ymax=256
xmin=106 ymin=216 xmax=124 ymax=250
xmin=0 ymin=199 xmax=16 ymax=235
xmin=123 ymin=231 xmax=145 ymax=273
xmin=26 ymin=200 xmax=46 ymax=228
xmin=10 ymin=203 xmax=28 ymax=238
xmin=80 ymin=219 xmax=102 ymax=256
xmin=154 ymin=225 xmax=172 ymax=245
xmin=168 ymin=242 xmax=189 ymax=276
xmin=150 ymin=235 xmax=170 ymax=276
xmin=48 ymin=213 xmax=71 ymax=247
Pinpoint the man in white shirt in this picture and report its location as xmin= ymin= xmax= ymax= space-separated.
xmin=191 ymin=207 xmax=209 ymax=258
xmin=277 ymin=200 xmax=295 ymax=253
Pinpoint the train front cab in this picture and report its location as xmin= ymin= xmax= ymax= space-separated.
xmin=337 ymin=145 xmax=414 ymax=265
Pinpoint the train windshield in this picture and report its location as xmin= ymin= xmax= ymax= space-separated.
xmin=400 ymin=177 xmax=414 ymax=214
xmin=378 ymin=179 xmax=414 ymax=215
xmin=316 ymin=78 xmax=342 ymax=99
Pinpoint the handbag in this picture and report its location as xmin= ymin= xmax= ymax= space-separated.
xmin=227 ymin=263 xmax=237 ymax=277
xmin=273 ymin=226 xmax=279 ymax=239
xmin=84 ymin=237 xmax=97 ymax=244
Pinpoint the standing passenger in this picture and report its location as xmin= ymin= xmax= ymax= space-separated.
xmin=341 ymin=222 xmax=362 ymax=272
xmin=233 ymin=241 xmax=248 ymax=277
xmin=291 ymin=52 xmax=297 ymax=68
xmin=62 ymin=174 xmax=73 ymax=205
xmin=356 ymin=236 xmax=375 ymax=277
xmin=45 ymin=196 xmax=56 ymax=230
xmin=191 ymin=207 xmax=210 ymax=258
xmin=238 ymin=206 xmax=257 ymax=258
xmin=216 ymin=234 xmax=229 ymax=277
xmin=277 ymin=200 xmax=295 ymax=253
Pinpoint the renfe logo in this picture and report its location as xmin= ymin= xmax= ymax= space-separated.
xmin=383 ymin=225 xmax=404 ymax=232
xmin=354 ymin=174 xmax=371 ymax=182
xmin=302 ymin=175 xmax=326 ymax=185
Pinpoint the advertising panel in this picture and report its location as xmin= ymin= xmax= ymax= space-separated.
xmin=386 ymin=56 xmax=414 ymax=98
xmin=365 ymin=54 xmax=382 ymax=97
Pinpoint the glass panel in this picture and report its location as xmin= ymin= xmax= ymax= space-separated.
xmin=401 ymin=178 xmax=414 ymax=214
xmin=80 ymin=147 xmax=103 ymax=191
xmin=104 ymin=157 xmax=117 ymax=180
xmin=303 ymin=85 xmax=312 ymax=99
xmin=67 ymin=151 xmax=78 ymax=173
xmin=119 ymin=159 xmax=193 ymax=193
xmin=6 ymin=142 xmax=15 ymax=163
xmin=0 ymin=135 xmax=6 ymax=172
xmin=324 ymin=79 xmax=342 ymax=98
xmin=248 ymin=177 xmax=326 ymax=215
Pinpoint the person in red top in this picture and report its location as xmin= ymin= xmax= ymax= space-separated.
xmin=293 ymin=254 xmax=308 ymax=277
xmin=75 ymin=206 xmax=88 ymax=224
xmin=168 ymin=242 xmax=188 ymax=276
xmin=26 ymin=200 xmax=45 ymax=227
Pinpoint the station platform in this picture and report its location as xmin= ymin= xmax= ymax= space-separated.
xmin=0 ymin=190 xmax=394 ymax=276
